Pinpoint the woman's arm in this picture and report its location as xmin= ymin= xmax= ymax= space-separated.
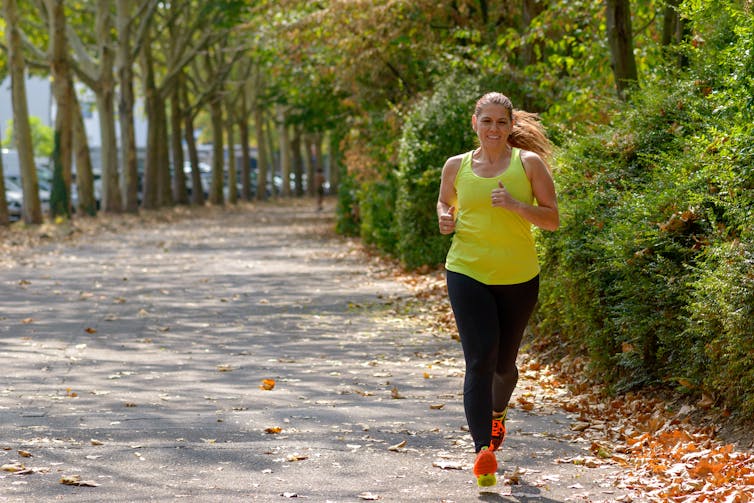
xmin=491 ymin=150 xmax=559 ymax=231
xmin=437 ymin=156 xmax=461 ymax=234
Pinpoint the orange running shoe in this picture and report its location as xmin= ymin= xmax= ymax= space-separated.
xmin=472 ymin=447 xmax=497 ymax=487
xmin=490 ymin=411 xmax=507 ymax=452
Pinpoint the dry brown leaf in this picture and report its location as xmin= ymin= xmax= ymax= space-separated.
xmin=60 ymin=474 xmax=99 ymax=487
xmin=432 ymin=459 xmax=466 ymax=470
xmin=388 ymin=440 xmax=407 ymax=452
xmin=390 ymin=386 xmax=405 ymax=399
xmin=265 ymin=427 xmax=282 ymax=434
xmin=21 ymin=318 xmax=34 ymax=324
xmin=217 ymin=364 xmax=233 ymax=372
xmin=84 ymin=327 xmax=97 ymax=334
xmin=260 ymin=378 xmax=275 ymax=390
xmin=2 ymin=462 xmax=26 ymax=473
xmin=17 ymin=450 xmax=32 ymax=458
xmin=358 ymin=492 xmax=381 ymax=500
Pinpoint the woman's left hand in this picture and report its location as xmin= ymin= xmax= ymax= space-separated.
xmin=491 ymin=181 xmax=517 ymax=209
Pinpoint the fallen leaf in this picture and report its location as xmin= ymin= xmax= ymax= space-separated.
xmin=18 ymin=450 xmax=32 ymax=458
xmin=260 ymin=378 xmax=275 ymax=390
xmin=432 ymin=459 xmax=466 ymax=470
xmin=388 ymin=440 xmax=407 ymax=452
xmin=286 ymin=453 xmax=308 ymax=462
xmin=90 ymin=439 xmax=104 ymax=446
xmin=1 ymin=462 xmax=26 ymax=473
xmin=390 ymin=386 xmax=405 ymax=399
xmin=21 ymin=318 xmax=34 ymax=324
xmin=265 ymin=427 xmax=282 ymax=434
xmin=570 ymin=421 xmax=591 ymax=432
xmin=358 ymin=492 xmax=381 ymax=500
xmin=217 ymin=364 xmax=233 ymax=372
xmin=60 ymin=474 xmax=99 ymax=487
xmin=84 ymin=327 xmax=97 ymax=334
xmin=429 ymin=403 xmax=445 ymax=410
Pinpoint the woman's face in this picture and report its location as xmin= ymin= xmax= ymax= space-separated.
xmin=472 ymin=104 xmax=513 ymax=148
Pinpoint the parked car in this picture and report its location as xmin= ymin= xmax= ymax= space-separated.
xmin=4 ymin=176 xmax=51 ymax=216
xmin=183 ymin=161 xmax=212 ymax=198
xmin=2 ymin=149 xmax=52 ymax=216
xmin=4 ymin=177 xmax=23 ymax=222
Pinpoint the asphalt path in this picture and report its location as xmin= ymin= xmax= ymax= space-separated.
xmin=0 ymin=200 xmax=634 ymax=502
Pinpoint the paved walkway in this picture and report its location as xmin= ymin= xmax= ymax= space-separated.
xmin=0 ymin=200 xmax=633 ymax=502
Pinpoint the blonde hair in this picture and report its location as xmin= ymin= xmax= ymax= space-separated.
xmin=474 ymin=92 xmax=553 ymax=162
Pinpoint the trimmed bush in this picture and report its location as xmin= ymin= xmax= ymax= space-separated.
xmin=358 ymin=174 xmax=399 ymax=254
xmin=536 ymin=5 xmax=754 ymax=416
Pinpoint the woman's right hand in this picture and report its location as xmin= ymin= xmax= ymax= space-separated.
xmin=439 ymin=206 xmax=456 ymax=234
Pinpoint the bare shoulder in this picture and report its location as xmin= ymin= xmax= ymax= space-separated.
xmin=519 ymin=149 xmax=549 ymax=176
xmin=441 ymin=153 xmax=465 ymax=176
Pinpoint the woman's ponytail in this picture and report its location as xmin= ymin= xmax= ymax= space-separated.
xmin=508 ymin=110 xmax=553 ymax=163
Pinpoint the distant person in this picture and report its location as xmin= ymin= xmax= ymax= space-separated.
xmin=315 ymin=167 xmax=325 ymax=211
xmin=436 ymin=92 xmax=559 ymax=487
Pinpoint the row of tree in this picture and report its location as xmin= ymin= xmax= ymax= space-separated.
xmin=1 ymin=0 xmax=680 ymax=226
xmin=0 ymin=0 xmax=341 ymax=225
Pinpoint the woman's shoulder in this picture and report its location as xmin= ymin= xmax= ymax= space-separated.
xmin=517 ymin=148 xmax=550 ymax=177
xmin=443 ymin=151 xmax=472 ymax=171
xmin=518 ymin=148 xmax=547 ymax=167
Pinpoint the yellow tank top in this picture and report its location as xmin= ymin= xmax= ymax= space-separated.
xmin=445 ymin=148 xmax=539 ymax=285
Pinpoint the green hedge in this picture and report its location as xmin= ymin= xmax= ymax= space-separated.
xmin=537 ymin=5 xmax=754 ymax=415
xmin=357 ymin=175 xmax=399 ymax=254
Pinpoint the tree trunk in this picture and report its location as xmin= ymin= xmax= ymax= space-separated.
xmin=521 ymin=0 xmax=546 ymax=65
xmin=291 ymin=126 xmax=304 ymax=197
xmin=328 ymin=132 xmax=340 ymax=195
xmin=521 ymin=0 xmax=547 ymax=109
xmin=303 ymin=134 xmax=315 ymax=197
xmin=141 ymin=34 xmax=159 ymax=210
xmin=170 ymin=84 xmax=189 ymax=205
xmin=156 ymin=97 xmax=173 ymax=207
xmin=265 ymin=115 xmax=277 ymax=197
xmin=96 ymin=0 xmax=122 ymax=213
xmin=48 ymin=0 xmax=73 ymax=219
xmin=182 ymin=83 xmax=205 ymax=206
xmin=239 ymin=97 xmax=252 ymax=201
xmin=209 ymin=96 xmax=225 ymax=206
xmin=0 ymin=127 xmax=9 ymax=225
xmin=4 ymin=0 xmax=43 ymax=224
xmin=253 ymin=105 xmax=269 ymax=201
xmin=72 ymin=84 xmax=97 ymax=216
xmin=226 ymin=119 xmax=238 ymax=204
xmin=116 ymin=0 xmax=140 ymax=213
xmin=311 ymin=134 xmax=323 ymax=198
xmin=277 ymin=106 xmax=291 ymax=198
xmin=662 ymin=0 xmax=688 ymax=68
xmin=605 ymin=0 xmax=638 ymax=99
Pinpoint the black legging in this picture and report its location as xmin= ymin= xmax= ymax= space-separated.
xmin=446 ymin=270 xmax=539 ymax=453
